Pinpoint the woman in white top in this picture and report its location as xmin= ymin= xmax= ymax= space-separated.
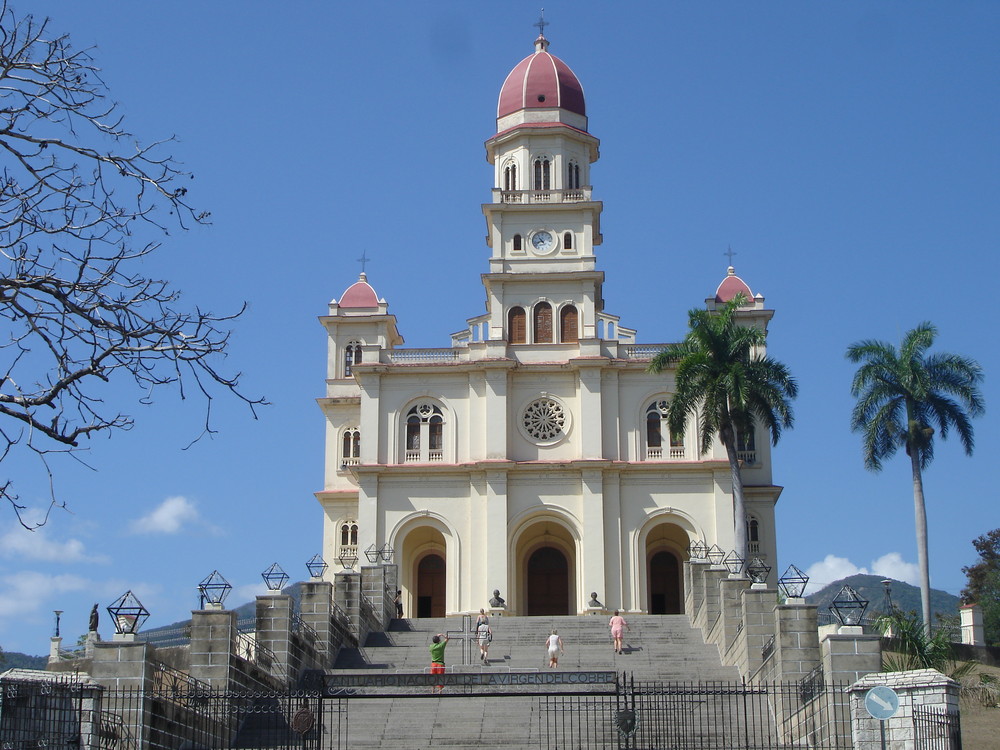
xmin=545 ymin=629 xmax=564 ymax=668
xmin=475 ymin=609 xmax=492 ymax=664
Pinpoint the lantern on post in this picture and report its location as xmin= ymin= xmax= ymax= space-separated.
xmin=778 ymin=565 xmax=810 ymax=599
xmin=746 ymin=557 xmax=771 ymax=585
xmin=830 ymin=585 xmax=868 ymax=627
xmin=306 ymin=554 xmax=328 ymax=579
xmin=262 ymin=563 xmax=289 ymax=592
xmin=198 ymin=571 xmax=232 ymax=608
xmin=107 ymin=591 xmax=149 ymax=636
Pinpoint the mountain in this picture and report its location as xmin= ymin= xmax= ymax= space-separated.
xmin=1 ymin=650 xmax=47 ymax=670
xmin=805 ymin=574 xmax=960 ymax=626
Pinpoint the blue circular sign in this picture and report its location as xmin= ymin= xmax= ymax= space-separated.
xmin=864 ymin=685 xmax=900 ymax=720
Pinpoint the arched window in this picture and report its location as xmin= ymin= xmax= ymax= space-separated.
xmin=340 ymin=521 xmax=358 ymax=550
xmin=747 ymin=516 xmax=760 ymax=554
xmin=533 ymin=157 xmax=551 ymax=191
xmin=559 ymin=305 xmax=578 ymax=343
xmin=341 ymin=427 xmax=361 ymax=466
xmin=513 ymin=233 xmax=523 ymax=252
xmin=567 ymin=160 xmax=581 ymax=189
xmin=344 ymin=340 xmax=362 ymax=378
xmin=533 ymin=301 xmax=553 ymax=343
xmin=504 ymin=162 xmax=518 ymax=191
xmin=508 ymin=306 xmax=526 ymax=344
xmin=563 ymin=231 xmax=573 ymax=250
xmin=404 ymin=402 xmax=445 ymax=462
xmin=645 ymin=401 xmax=685 ymax=459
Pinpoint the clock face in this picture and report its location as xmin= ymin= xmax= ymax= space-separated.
xmin=531 ymin=230 xmax=554 ymax=252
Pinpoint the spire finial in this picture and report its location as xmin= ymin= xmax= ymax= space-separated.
xmin=724 ymin=245 xmax=737 ymax=267
xmin=356 ymin=250 xmax=370 ymax=275
xmin=534 ymin=9 xmax=549 ymax=38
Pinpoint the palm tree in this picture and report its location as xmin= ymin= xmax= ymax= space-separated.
xmin=847 ymin=323 xmax=985 ymax=635
xmin=648 ymin=293 xmax=797 ymax=570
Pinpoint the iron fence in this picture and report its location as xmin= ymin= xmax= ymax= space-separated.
xmin=913 ymin=705 xmax=962 ymax=750
xmin=2 ymin=673 xmax=925 ymax=750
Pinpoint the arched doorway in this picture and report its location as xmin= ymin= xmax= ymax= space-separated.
xmin=644 ymin=521 xmax=689 ymax=614
xmin=649 ymin=550 xmax=681 ymax=614
xmin=526 ymin=546 xmax=569 ymax=615
xmin=417 ymin=553 xmax=446 ymax=617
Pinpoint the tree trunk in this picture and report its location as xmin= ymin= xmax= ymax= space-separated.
xmin=724 ymin=433 xmax=748 ymax=575
xmin=910 ymin=449 xmax=932 ymax=637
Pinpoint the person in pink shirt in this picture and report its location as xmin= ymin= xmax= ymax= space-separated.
xmin=609 ymin=610 xmax=630 ymax=655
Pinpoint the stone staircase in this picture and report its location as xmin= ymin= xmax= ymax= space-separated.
xmin=333 ymin=613 xmax=738 ymax=681
xmin=307 ymin=614 xmax=739 ymax=748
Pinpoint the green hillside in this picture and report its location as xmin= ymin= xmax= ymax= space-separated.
xmin=1 ymin=649 xmax=47 ymax=670
xmin=805 ymin=573 xmax=960 ymax=626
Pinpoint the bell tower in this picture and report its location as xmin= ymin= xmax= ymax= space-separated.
xmin=480 ymin=33 xmax=612 ymax=344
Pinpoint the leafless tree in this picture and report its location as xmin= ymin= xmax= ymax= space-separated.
xmin=0 ymin=4 xmax=264 ymax=527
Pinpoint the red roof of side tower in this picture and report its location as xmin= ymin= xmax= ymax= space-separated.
xmin=715 ymin=267 xmax=754 ymax=303
xmin=338 ymin=273 xmax=379 ymax=308
xmin=497 ymin=36 xmax=586 ymax=122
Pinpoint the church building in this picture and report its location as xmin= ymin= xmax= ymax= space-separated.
xmin=315 ymin=32 xmax=781 ymax=618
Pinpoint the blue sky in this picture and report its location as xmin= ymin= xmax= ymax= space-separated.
xmin=2 ymin=2 xmax=997 ymax=655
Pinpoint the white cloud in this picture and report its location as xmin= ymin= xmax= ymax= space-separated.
xmin=870 ymin=552 xmax=920 ymax=587
xmin=803 ymin=551 xmax=921 ymax=594
xmin=0 ymin=525 xmax=109 ymax=564
xmin=233 ymin=582 xmax=269 ymax=602
xmin=803 ymin=555 xmax=867 ymax=594
xmin=128 ymin=496 xmax=207 ymax=535
xmin=0 ymin=571 xmax=91 ymax=617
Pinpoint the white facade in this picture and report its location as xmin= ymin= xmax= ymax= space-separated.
xmin=315 ymin=35 xmax=781 ymax=618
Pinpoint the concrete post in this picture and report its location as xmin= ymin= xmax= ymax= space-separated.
xmin=301 ymin=580 xmax=338 ymax=667
xmin=821 ymin=626 xmax=882 ymax=685
xmin=772 ymin=598 xmax=821 ymax=682
xmin=740 ymin=586 xmax=777 ymax=678
xmin=849 ymin=669 xmax=960 ymax=749
xmin=960 ymin=603 xmax=984 ymax=646
xmin=695 ymin=566 xmax=727 ymax=639
xmin=717 ymin=577 xmax=751 ymax=659
xmin=188 ymin=608 xmax=237 ymax=689
xmin=255 ymin=593 xmax=293 ymax=686
xmin=685 ymin=560 xmax=709 ymax=626
xmin=335 ymin=569 xmax=362 ymax=639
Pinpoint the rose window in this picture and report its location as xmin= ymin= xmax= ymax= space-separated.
xmin=522 ymin=398 xmax=566 ymax=441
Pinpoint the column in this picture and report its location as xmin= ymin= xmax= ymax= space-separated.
xmin=578 ymin=368 xmax=603 ymax=459
xmin=580 ymin=469 xmax=606 ymax=612
xmin=485 ymin=471 xmax=509 ymax=608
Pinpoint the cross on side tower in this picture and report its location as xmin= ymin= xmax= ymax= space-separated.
xmin=724 ymin=245 xmax=737 ymax=266
xmin=356 ymin=250 xmax=370 ymax=273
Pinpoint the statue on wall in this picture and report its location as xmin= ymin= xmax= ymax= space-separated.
xmin=489 ymin=589 xmax=506 ymax=608
xmin=89 ymin=603 xmax=99 ymax=632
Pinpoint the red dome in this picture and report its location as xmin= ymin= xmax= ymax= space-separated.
xmin=339 ymin=273 xmax=379 ymax=308
xmin=715 ymin=267 xmax=754 ymax=303
xmin=497 ymin=37 xmax=586 ymax=120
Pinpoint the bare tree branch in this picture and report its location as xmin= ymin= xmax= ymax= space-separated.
xmin=0 ymin=3 xmax=266 ymax=527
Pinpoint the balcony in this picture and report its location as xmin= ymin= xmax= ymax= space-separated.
xmin=405 ymin=450 xmax=444 ymax=463
xmin=387 ymin=348 xmax=463 ymax=364
xmin=737 ymin=450 xmax=757 ymax=465
xmin=645 ymin=446 xmax=686 ymax=460
xmin=494 ymin=187 xmax=592 ymax=204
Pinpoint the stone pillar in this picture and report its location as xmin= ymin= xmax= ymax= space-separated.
xmin=739 ymin=585 xmax=778 ymax=678
xmin=960 ymin=603 xmax=984 ymax=646
xmin=485 ymin=471 xmax=509 ymax=613
xmin=848 ymin=669 xmax=960 ymax=750
xmin=188 ymin=608 xmax=237 ymax=689
xmin=695 ymin=566 xmax=728 ymax=640
xmin=48 ymin=636 xmax=62 ymax=663
xmin=255 ymin=594 xmax=293 ymax=686
xmin=772 ymin=598 xmax=821 ymax=682
xmin=89 ymin=639 xmax=153 ymax=690
xmin=821 ymin=626 xmax=882 ymax=685
xmin=685 ymin=560 xmax=709 ymax=626
xmin=300 ymin=580 xmax=336 ymax=666
xmin=360 ymin=563 xmax=394 ymax=629
xmin=335 ymin=569 xmax=362 ymax=640
xmin=580 ymin=469 xmax=606 ymax=612
xmin=717 ymin=577 xmax=751 ymax=661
